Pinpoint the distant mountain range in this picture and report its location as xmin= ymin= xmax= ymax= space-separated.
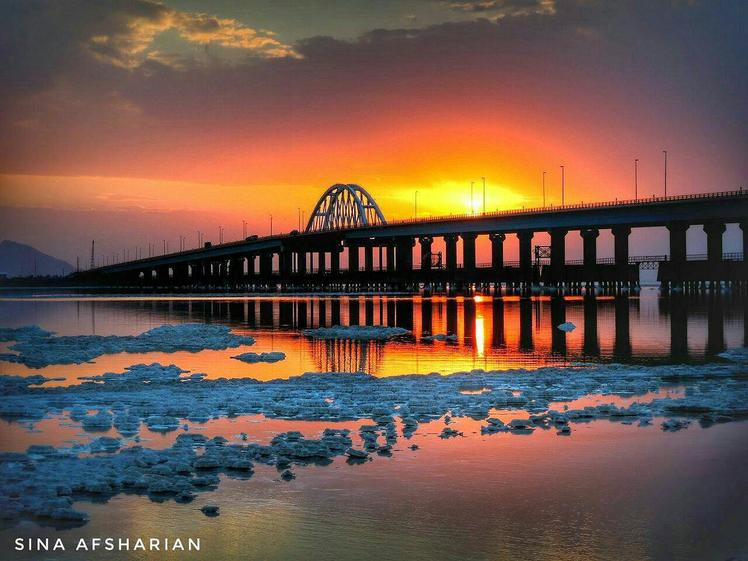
xmin=0 ymin=240 xmax=74 ymax=277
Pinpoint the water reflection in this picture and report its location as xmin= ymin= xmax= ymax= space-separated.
xmin=0 ymin=291 xmax=744 ymax=381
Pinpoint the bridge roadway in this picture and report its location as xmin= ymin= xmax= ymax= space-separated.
xmin=81 ymin=190 xmax=748 ymax=291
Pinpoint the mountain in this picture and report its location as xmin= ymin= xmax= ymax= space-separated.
xmin=0 ymin=240 xmax=74 ymax=277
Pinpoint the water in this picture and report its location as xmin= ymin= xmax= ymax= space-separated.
xmin=0 ymin=289 xmax=745 ymax=384
xmin=0 ymin=290 xmax=747 ymax=561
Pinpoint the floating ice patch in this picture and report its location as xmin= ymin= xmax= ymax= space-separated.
xmin=231 ymin=352 xmax=286 ymax=364
xmin=0 ymin=428 xmax=353 ymax=525
xmin=0 ymin=326 xmax=54 ymax=342
xmin=718 ymin=347 xmax=748 ymax=363
xmin=557 ymin=322 xmax=576 ymax=332
xmin=0 ymin=324 xmax=255 ymax=368
xmin=303 ymin=325 xmax=410 ymax=340
xmin=421 ymin=333 xmax=458 ymax=342
xmin=78 ymin=363 xmax=203 ymax=385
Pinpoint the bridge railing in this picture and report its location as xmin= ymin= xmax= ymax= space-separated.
xmin=363 ymin=188 xmax=748 ymax=230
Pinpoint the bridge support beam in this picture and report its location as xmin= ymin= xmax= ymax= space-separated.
xmin=347 ymin=244 xmax=359 ymax=273
xmin=489 ymin=233 xmax=505 ymax=275
xmin=279 ymin=251 xmax=292 ymax=278
xmin=518 ymin=231 xmax=533 ymax=283
xmin=550 ymin=229 xmax=567 ymax=283
xmin=317 ymin=251 xmax=326 ymax=274
xmin=364 ymin=246 xmax=374 ymax=272
xmin=581 ymin=228 xmax=599 ymax=282
xmin=419 ymin=236 xmax=433 ymax=271
xmin=612 ymin=226 xmax=631 ymax=271
xmin=667 ymin=222 xmax=688 ymax=265
xmin=444 ymin=234 xmax=458 ymax=273
xmin=330 ymin=246 xmax=341 ymax=275
xmin=462 ymin=233 xmax=477 ymax=272
xmin=259 ymin=253 xmax=273 ymax=278
xmin=704 ymin=221 xmax=726 ymax=264
xmin=396 ymin=237 xmax=414 ymax=272
xmin=247 ymin=255 xmax=257 ymax=277
xmin=383 ymin=244 xmax=393 ymax=273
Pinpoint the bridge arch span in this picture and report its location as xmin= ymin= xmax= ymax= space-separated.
xmin=305 ymin=184 xmax=386 ymax=232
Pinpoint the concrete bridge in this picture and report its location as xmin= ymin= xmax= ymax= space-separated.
xmin=79 ymin=186 xmax=748 ymax=292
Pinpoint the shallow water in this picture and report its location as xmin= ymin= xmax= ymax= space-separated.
xmin=0 ymin=289 xmax=745 ymax=384
xmin=0 ymin=290 xmax=746 ymax=561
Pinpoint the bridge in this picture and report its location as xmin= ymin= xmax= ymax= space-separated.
xmin=79 ymin=185 xmax=748 ymax=292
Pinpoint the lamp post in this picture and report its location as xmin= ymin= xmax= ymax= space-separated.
xmin=470 ymin=181 xmax=475 ymax=215
xmin=482 ymin=176 xmax=486 ymax=214
xmin=542 ymin=171 xmax=546 ymax=207
xmin=634 ymin=158 xmax=639 ymax=200
xmin=560 ymin=165 xmax=565 ymax=207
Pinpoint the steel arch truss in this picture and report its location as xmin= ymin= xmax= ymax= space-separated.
xmin=305 ymin=184 xmax=386 ymax=232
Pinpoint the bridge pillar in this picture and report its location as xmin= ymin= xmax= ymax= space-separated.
xmin=247 ymin=255 xmax=257 ymax=276
xmin=347 ymin=244 xmax=359 ymax=273
xmin=517 ymin=231 xmax=533 ymax=283
xmin=704 ymin=221 xmax=725 ymax=264
xmin=259 ymin=253 xmax=273 ymax=277
xmin=279 ymin=251 xmax=292 ymax=279
xmin=317 ymin=251 xmax=326 ymax=274
xmin=444 ymin=234 xmax=458 ymax=272
xmin=173 ymin=265 xmax=189 ymax=286
xmin=396 ymin=237 xmax=415 ymax=272
xmin=461 ymin=233 xmax=477 ymax=272
xmin=364 ymin=246 xmax=374 ymax=272
xmin=330 ymin=246 xmax=341 ymax=275
xmin=612 ymin=226 xmax=631 ymax=268
xmin=419 ymin=236 xmax=433 ymax=270
xmin=386 ymin=244 xmax=396 ymax=273
xmin=581 ymin=228 xmax=599 ymax=282
xmin=667 ymin=222 xmax=688 ymax=264
xmin=550 ymin=229 xmax=568 ymax=283
xmin=489 ymin=233 xmax=505 ymax=275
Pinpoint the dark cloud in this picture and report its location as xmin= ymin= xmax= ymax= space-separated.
xmin=0 ymin=0 xmax=745 ymax=181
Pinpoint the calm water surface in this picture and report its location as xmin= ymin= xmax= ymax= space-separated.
xmin=0 ymin=290 xmax=746 ymax=561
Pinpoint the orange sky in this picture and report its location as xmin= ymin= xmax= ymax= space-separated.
xmin=0 ymin=1 xmax=745 ymax=264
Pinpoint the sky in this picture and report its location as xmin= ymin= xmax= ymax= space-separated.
xmin=0 ymin=0 xmax=746 ymax=265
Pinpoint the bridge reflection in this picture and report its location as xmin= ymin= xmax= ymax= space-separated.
xmin=84 ymin=293 xmax=745 ymax=374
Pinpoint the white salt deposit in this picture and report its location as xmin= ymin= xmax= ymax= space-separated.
xmin=231 ymin=352 xmax=286 ymax=364
xmin=0 ymin=324 xmax=255 ymax=368
xmin=303 ymin=325 xmax=410 ymax=340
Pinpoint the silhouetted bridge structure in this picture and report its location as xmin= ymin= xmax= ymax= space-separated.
xmin=81 ymin=186 xmax=748 ymax=292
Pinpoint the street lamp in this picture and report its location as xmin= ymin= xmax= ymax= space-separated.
xmin=470 ymin=181 xmax=475 ymax=215
xmin=560 ymin=165 xmax=565 ymax=207
xmin=634 ymin=158 xmax=639 ymax=200
xmin=542 ymin=171 xmax=546 ymax=207
xmin=481 ymin=176 xmax=486 ymax=214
